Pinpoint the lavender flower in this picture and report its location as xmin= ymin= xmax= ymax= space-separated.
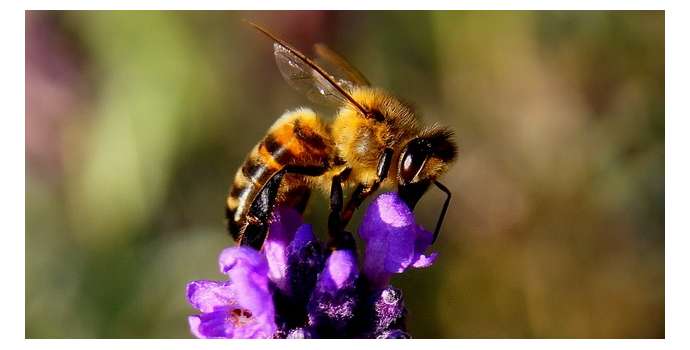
xmin=187 ymin=247 xmax=277 ymax=338
xmin=186 ymin=191 xmax=438 ymax=338
xmin=359 ymin=192 xmax=438 ymax=291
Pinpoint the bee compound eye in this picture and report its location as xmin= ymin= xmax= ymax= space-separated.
xmin=399 ymin=139 xmax=430 ymax=185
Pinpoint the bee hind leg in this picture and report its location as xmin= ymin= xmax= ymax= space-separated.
xmin=240 ymin=164 xmax=327 ymax=250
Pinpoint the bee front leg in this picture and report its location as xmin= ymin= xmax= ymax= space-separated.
xmin=340 ymin=148 xmax=394 ymax=229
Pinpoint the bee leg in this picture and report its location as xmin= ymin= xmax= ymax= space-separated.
xmin=340 ymin=148 xmax=394 ymax=228
xmin=430 ymin=181 xmax=452 ymax=244
xmin=240 ymin=170 xmax=286 ymax=250
xmin=398 ymin=180 xmax=452 ymax=245
xmin=327 ymin=169 xmax=356 ymax=251
xmin=240 ymin=165 xmax=327 ymax=250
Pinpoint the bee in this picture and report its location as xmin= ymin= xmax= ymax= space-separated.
xmin=226 ymin=21 xmax=458 ymax=251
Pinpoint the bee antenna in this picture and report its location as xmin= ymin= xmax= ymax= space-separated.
xmin=243 ymin=19 xmax=370 ymax=116
xmin=431 ymin=181 xmax=452 ymax=244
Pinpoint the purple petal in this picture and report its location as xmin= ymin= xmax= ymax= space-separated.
xmin=186 ymin=280 xmax=235 ymax=313
xmin=188 ymin=314 xmax=205 ymax=338
xmin=290 ymin=223 xmax=319 ymax=251
xmin=286 ymin=223 xmax=324 ymax=301
xmin=188 ymin=308 xmax=235 ymax=339
xmin=218 ymin=246 xmax=268 ymax=277
xmin=262 ymin=205 xmax=304 ymax=291
xmin=359 ymin=192 xmax=437 ymax=290
xmin=307 ymin=249 xmax=358 ymax=334
xmin=219 ymin=247 xmax=272 ymax=318
xmin=188 ymin=246 xmax=277 ymax=338
xmin=410 ymin=251 xmax=438 ymax=268
xmin=411 ymin=225 xmax=438 ymax=267
xmin=318 ymin=249 xmax=358 ymax=292
xmin=188 ymin=306 xmax=276 ymax=339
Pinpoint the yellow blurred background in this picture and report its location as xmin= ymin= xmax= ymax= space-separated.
xmin=25 ymin=10 xmax=664 ymax=338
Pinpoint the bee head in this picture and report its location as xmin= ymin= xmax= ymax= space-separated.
xmin=397 ymin=125 xmax=457 ymax=186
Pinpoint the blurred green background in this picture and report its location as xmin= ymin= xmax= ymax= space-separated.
xmin=25 ymin=10 xmax=664 ymax=338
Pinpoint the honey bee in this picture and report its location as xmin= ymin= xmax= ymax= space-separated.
xmin=226 ymin=21 xmax=457 ymax=251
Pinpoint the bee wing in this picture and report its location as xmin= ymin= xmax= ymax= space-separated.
xmin=245 ymin=20 xmax=368 ymax=113
xmin=313 ymin=43 xmax=370 ymax=88
xmin=274 ymin=42 xmax=365 ymax=109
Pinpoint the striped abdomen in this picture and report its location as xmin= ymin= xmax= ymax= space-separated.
xmin=226 ymin=108 xmax=335 ymax=241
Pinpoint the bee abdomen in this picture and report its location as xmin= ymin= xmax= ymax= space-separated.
xmin=226 ymin=108 xmax=333 ymax=240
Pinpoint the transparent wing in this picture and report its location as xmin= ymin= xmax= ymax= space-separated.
xmin=274 ymin=42 xmax=365 ymax=109
xmin=313 ymin=43 xmax=370 ymax=89
xmin=245 ymin=20 xmax=368 ymax=113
